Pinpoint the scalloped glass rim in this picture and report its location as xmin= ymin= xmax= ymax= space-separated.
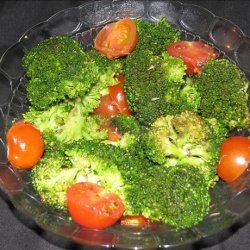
xmin=0 ymin=0 xmax=250 ymax=249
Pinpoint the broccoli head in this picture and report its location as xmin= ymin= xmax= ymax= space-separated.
xmin=138 ymin=165 xmax=211 ymax=229
xmin=195 ymin=59 xmax=250 ymax=129
xmin=124 ymin=49 xmax=199 ymax=125
xmin=23 ymin=36 xmax=101 ymax=110
xmin=23 ymin=36 xmax=124 ymax=110
xmin=142 ymin=111 xmax=222 ymax=186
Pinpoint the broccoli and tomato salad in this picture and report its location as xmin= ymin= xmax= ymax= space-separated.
xmin=6 ymin=17 xmax=250 ymax=230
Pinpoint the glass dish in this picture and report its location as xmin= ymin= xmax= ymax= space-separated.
xmin=0 ymin=0 xmax=250 ymax=249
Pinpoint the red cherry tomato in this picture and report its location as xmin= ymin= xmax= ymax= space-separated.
xmin=93 ymin=95 xmax=120 ymax=117
xmin=94 ymin=18 xmax=138 ymax=60
xmin=217 ymin=136 xmax=250 ymax=183
xmin=109 ymin=75 xmax=133 ymax=116
xmin=167 ymin=41 xmax=219 ymax=74
xmin=67 ymin=182 xmax=125 ymax=229
xmin=6 ymin=120 xmax=45 ymax=169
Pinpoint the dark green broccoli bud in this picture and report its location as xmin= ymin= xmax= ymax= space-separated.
xmin=134 ymin=18 xmax=180 ymax=55
xmin=195 ymin=59 xmax=250 ymax=129
xmin=23 ymin=36 xmax=100 ymax=110
xmin=142 ymin=111 xmax=220 ymax=186
xmin=104 ymin=115 xmax=146 ymax=156
xmin=140 ymin=165 xmax=211 ymax=229
xmin=85 ymin=49 xmax=125 ymax=75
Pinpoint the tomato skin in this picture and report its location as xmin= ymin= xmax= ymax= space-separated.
xmin=6 ymin=120 xmax=45 ymax=169
xmin=217 ymin=136 xmax=250 ymax=183
xmin=167 ymin=41 xmax=218 ymax=74
xmin=93 ymin=95 xmax=120 ymax=117
xmin=94 ymin=18 xmax=138 ymax=60
xmin=67 ymin=182 xmax=125 ymax=229
xmin=109 ymin=75 xmax=133 ymax=116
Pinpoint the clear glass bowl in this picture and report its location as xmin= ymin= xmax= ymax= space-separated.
xmin=0 ymin=0 xmax=250 ymax=249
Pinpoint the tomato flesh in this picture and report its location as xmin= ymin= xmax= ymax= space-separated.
xmin=217 ymin=136 xmax=250 ymax=183
xmin=109 ymin=75 xmax=133 ymax=116
xmin=6 ymin=120 xmax=45 ymax=169
xmin=93 ymin=95 xmax=120 ymax=117
xmin=67 ymin=182 xmax=125 ymax=229
xmin=94 ymin=18 xmax=138 ymax=60
xmin=167 ymin=41 xmax=219 ymax=74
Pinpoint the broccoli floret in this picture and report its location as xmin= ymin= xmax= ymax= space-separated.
xmin=161 ymin=52 xmax=187 ymax=83
xmin=195 ymin=59 xmax=250 ymax=129
xmin=85 ymin=49 xmax=125 ymax=75
xmin=124 ymin=49 xmax=168 ymax=125
xmin=23 ymin=36 xmax=100 ymax=110
xmin=23 ymin=102 xmax=72 ymax=132
xmin=23 ymin=99 xmax=108 ymax=144
xmin=138 ymin=165 xmax=211 ymax=229
xmin=142 ymin=111 xmax=222 ymax=186
xmin=31 ymin=133 xmax=212 ymax=228
xmin=111 ymin=115 xmax=142 ymax=135
xmin=124 ymin=50 xmax=198 ymax=125
xmin=30 ymin=146 xmax=85 ymax=211
xmin=105 ymin=115 xmax=145 ymax=155
xmin=134 ymin=18 xmax=180 ymax=55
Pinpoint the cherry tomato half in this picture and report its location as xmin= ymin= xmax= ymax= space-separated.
xmin=109 ymin=75 xmax=133 ymax=116
xmin=167 ymin=41 xmax=219 ymax=74
xmin=67 ymin=182 xmax=125 ymax=229
xmin=217 ymin=136 xmax=250 ymax=183
xmin=99 ymin=121 xmax=122 ymax=142
xmin=94 ymin=18 xmax=138 ymax=60
xmin=6 ymin=120 xmax=45 ymax=169
xmin=93 ymin=95 xmax=120 ymax=117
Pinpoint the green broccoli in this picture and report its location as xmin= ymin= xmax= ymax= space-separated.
xmin=134 ymin=18 xmax=180 ymax=55
xmin=124 ymin=49 xmax=199 ymax=125
xmin=30 ymin=133 xmax=212 ymax=229
xmin=23 ymin=36 xmax=123 ymax=110
xmin=138 ymin=165 xmax=211 ymax=229
xmin=23 ymin=36 xmax=100 ymax=110
xmin=142 ymin=111 xmax=224 ymax=186
xmin=194 ymin=59 xmax=250 ymax=129
xmin=104 ymin=115 xmax=145 ymax=155
xmin=30 ymin=139 xmax=148 ymax=215
xmin=23 ymin=98 xmax=108 ymax=144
